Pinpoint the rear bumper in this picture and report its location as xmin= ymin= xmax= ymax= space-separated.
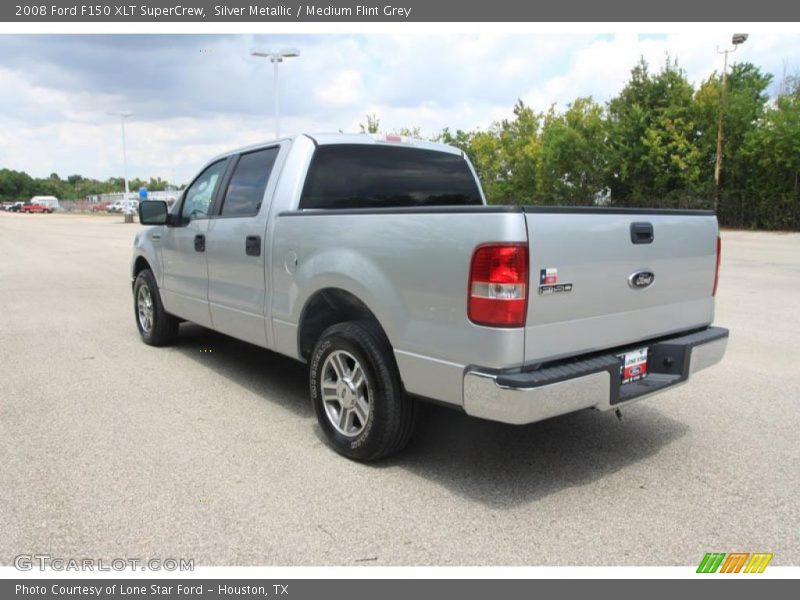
xmin=463 ymin=326 xmax=729 ymax=425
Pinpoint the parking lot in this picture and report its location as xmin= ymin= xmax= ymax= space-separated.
xmin=0 ymin=212 xmax=798 ymax=566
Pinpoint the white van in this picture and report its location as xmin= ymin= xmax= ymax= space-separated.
xmin=30 ymin=195 xmax=60 ymax=210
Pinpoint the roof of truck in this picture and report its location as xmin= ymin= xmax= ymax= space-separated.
xmin=211 ymin=133 xmax=463 ymax=163
xmin=307 ymin=133 xmax=463 ymax=155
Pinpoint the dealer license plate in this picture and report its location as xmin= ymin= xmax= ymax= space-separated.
xmin=618 ymin=347 xmax=649 ymax=384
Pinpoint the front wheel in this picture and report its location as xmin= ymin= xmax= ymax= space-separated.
xmin=309 ymin=321 xmax=417 ymax=461
xmin=133 ymin=269 xmax=179 ymax=346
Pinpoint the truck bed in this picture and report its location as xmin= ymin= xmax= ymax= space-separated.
xmin=272 ymin=204 xmax=719 ymax=406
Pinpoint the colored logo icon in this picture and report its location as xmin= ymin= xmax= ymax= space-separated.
xmin=696 ymin=552 xmax=773 ymax=573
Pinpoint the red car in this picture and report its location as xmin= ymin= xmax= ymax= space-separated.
xmin=91 ymin=201 xmax=113 ymax=212
xmin=20 ymin=203 xmax=54 ymax=214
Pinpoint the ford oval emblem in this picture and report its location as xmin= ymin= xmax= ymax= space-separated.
xmin=628 ymin=270 xmax=655 ymax=289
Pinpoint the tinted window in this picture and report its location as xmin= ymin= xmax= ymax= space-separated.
xmin=220 ymin=147 xmax=279 ymax=217
xmin=299 ymin=145 xmax=483 ymax=209
xmin=181 ymin=159 xmax=227 ymax=222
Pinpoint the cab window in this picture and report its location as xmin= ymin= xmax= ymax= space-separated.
xmin=181 ymin=160 xmax=227 ymax=223
xmin=219 ymin=147 xmax=279 ymax=218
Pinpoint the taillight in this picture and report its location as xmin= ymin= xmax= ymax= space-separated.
xmin=712 ymin=235 xmax=721 ymax=296
xmin=468 ymin=243 xmax=528 ymax=327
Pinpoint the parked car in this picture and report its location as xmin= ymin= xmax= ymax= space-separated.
xmin=21 ymin=202 xmax=53 ymax=213
xmin=131 ymin=133 xmax=728 ymax=461
xmin=7 ymin=202 xmax=23 ymax=212
xmin=108 ymin=199 xmax=139 ymax=213
xmin=91 ymin=201 xmax=113 ymax=212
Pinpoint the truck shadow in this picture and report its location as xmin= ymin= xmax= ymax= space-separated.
xmin=385 ymin=402 xmax=689 ymax=507
xmin=172 ymin=323 xmax=689 ymax=508
xmin=171 ymin=323 xmax=311 ymax=419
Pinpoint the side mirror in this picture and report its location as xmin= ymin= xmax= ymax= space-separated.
xmin=139 ymin=200 xmax=169 ymax=225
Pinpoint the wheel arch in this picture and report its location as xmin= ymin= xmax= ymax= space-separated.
xmin=297 ymin=288 xmax=392 ymax=362
xmin=132 ymin=255 xmax=152 ymax=281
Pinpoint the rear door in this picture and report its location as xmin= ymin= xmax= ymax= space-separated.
xmin=523 ymin=209 xmax=719 ymax=364
xmin=205 ymin=144 xmax=284 ymax=348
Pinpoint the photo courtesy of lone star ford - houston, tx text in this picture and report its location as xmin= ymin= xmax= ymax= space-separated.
xmin=1 ymin=0 xmax=799 ymax=598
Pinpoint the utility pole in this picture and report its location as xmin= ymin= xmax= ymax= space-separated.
xmin=714 ymin=33 xmax=748 ymax=211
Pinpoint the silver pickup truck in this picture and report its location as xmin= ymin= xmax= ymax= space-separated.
xmin=132 ymin=133 xmax=728 ymax=461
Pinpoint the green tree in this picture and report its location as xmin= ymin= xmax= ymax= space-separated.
xmin=536 ymin=97 xmax=607 ymax=205
xmin=695 ymin=62 xmax=773 ymax=223
xmin=606 ymin=56 xmax=700 ymax=206
xmin=494 ymin=100 xmax=542 ymax=204
xmin=393 ymin=126 xmax=422 ymax=138
xmin=359 ymin=113 xmax=380 ymax=134
xmin=738 ymin=80 xmax=800 ymax=228
xmin=0 ymin=169 xmax=36 ymax=201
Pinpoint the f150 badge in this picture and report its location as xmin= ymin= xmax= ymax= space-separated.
xmin=628 ymin=270 xmax=655 ymax=289
xmin=538 ymin=268 xmax=573 ymax=295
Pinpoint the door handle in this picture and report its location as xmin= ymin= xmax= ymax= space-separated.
xmin=194 ymin=234 xmax=205 ymax=252
xmin=245 ymin=235 xmax=261 ymax=257
xmin=630 ymin=222 xmax=654 ymax=244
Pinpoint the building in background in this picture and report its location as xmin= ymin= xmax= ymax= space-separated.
xmin=88 ymin=190 xmax=180 ymax=204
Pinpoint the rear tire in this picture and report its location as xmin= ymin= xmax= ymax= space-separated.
xmin=309 ymin=321 xmax=417 ymax=461
xmin=133 ymin=269 xmax=179 ymax=346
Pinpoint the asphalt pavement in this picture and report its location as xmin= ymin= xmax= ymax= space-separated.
xmin=0 ymin=212 xmax=798 ymax=566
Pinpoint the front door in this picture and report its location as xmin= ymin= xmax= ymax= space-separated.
xmin=160 ymin=158 xmax=228 ymax=328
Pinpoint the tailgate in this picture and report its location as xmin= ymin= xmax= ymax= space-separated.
xmin=523 ymin=208 xmax=719 ymax=364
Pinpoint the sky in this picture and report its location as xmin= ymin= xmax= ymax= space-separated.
xmin=0 ymin=32 xmax=798 ymax=185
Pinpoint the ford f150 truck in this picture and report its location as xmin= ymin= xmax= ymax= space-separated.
xmin=132 ymin=133 xmax=728 ymax=461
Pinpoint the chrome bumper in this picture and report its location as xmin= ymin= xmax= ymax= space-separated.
xmin=463 ymin=326 xmax=729 ymax=425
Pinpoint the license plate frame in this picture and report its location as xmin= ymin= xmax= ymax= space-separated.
xmin=618 ymin=347 xmax=649 ymax=385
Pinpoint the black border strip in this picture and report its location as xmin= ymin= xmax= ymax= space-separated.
xmin=278 ymin=206 xmax=522 ymax=216
xmin=278 ymin=206 xmax=715 ymax=217
xmin=4 ymin=0 xmax=797 ymax=22
xmin=523 ymin=206 xmax=715 ymax=216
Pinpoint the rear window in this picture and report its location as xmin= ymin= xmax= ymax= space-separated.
xmin=220 ymin=147 xmax=279 ymax=217
xmin=299 ymin=144 xmax=483 ymax=209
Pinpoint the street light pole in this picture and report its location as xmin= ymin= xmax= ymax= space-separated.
xmin=251 ymin=49 xmax=301 ymax=138
xmin=714 ymin=33 xmax=748 ymax=211
xmin=108 ymin=111 xmax=133 ymax=205
xmin=274 ymin=58 xmax=280 ymax=137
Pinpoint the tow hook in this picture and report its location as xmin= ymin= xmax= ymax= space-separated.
xmin=615 ymin=408 xmax=623 ymax=422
